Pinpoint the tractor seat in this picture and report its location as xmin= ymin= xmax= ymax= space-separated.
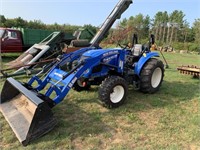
xmin=131 ymin=44 xmax=149 ymax=57
xmin=131 ymin=44 xmax=149 ymax=62
xmin=131 ymin=44 xmax=143 ymax=56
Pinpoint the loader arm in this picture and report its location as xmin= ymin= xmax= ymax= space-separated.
xmin=27 ymin=47 xmax=96 ymax=91
xmin=90 ymin=0 xmax=133 ymax=47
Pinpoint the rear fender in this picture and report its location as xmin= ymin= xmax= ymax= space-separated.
xmin=134 ymin=52 xmax=159 ymax=76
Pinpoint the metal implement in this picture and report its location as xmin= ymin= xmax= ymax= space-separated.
xmin=1 ymin=32 xmax=67 ymax=79
xmin=177 ymin=65 xmax=200 ymax=78
xmin=6 ymin=32 xmax=66 ymax=69
xmin=0 ymin=58 xmax=56 ymax=79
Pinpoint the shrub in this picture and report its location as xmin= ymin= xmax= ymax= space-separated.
xmin=172 ymin=42 xmax=199 ymax=52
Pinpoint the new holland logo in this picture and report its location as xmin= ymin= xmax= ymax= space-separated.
xmin=68 ymin=77 xmax=78 ymax=88
xmin=54 ymin=72 xmax=63 ymax=78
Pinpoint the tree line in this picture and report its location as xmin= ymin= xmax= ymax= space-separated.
xmin=108 ymin=10 xmax=199 ymax=51
xmin=0 ymin=15 xmax=97 ymax=35
xmin=0 ymin=11 xmax=199 ymax=51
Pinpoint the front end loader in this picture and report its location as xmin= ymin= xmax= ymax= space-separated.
xmin=1 ymin=78 xmax=57 ymax=146
xmin=0 ymin=46 xmax=95 ymax=146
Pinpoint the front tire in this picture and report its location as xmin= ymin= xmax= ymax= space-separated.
xmin=140 ymin=58 xmax=164 ymax=93
xmin=98 ymin=76 xmax=128 ymax=108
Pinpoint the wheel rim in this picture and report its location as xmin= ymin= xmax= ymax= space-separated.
xmin=110 ymin=85 xmax=124 ymax=103
xmin=77 ymin=80 xmax=84 ymax=87
xmin=151 ymin=67 xmax=162 ymax=88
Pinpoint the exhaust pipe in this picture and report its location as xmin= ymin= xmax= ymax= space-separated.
xmin=0 ymin=78 xmax=57 ymax=146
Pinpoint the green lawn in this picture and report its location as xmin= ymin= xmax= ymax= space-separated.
xmin=0 ymin=52 xmax=199 ymax=150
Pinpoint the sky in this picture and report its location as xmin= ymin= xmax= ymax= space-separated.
xmin=1 ymin=0 xmax=200 ymax=27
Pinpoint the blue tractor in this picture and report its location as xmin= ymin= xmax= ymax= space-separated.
xmin=0 ymin=34 xmax=164 ymax=146
xmin=0 ymin=0 xmax=164 ymax=146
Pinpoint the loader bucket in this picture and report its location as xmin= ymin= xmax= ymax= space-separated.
xmin=0 ymin=78 xmax=57 ymax=146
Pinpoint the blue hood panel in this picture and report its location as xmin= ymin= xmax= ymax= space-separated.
xmin=83 ymin=49 xmax=121 ymax=57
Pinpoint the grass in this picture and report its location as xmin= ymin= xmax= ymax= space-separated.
xmin=0 ymin=52 xmax=200 ymax=150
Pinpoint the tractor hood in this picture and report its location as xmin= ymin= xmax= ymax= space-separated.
xmin=82 ymin=49 xmax=121 ymax=58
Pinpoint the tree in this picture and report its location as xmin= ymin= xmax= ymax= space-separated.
xmin=153 ymin=11 xmax=163 ymax=41
xmin=153 ymin=11 xmax=169 ymax=44
xmin=83 ymin=24 xmax=97 ymax=34
xmin=193 ymin=19 xmax=200 ymax=43
xmin=162 ymin=11 xmax=169 ymax=43
xmin=120 ymin=18 xmax=128 ymax=27
xmin=14 ymin=17 xmax=27 ymax=28
xmin=125 ymin=14 xmax=150 ymax=42
xmin=169 ymin=10 xmax=185 ymax=44
xmin=27 ymin=20 xmax=46 ymax=29
xmin=180 ymin=21 xmax=190 ymax=43
xmin=152 ymin=10 xmax=187 ymax=45
xmin=0 ymin=15 xmax=6 ymax=27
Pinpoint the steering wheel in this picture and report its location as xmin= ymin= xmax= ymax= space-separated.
xmin=117 ymin=43 xmax=130 ymax=50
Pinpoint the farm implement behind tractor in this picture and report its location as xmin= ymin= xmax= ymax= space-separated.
xmin=0 ymin=28 xmax=94 ymax=79
xmin=0 ymin=32 xmax=66 ymax=78
xmin=177 ymin=65 xmax=200 ymax=78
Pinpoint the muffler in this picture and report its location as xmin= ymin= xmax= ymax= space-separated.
xmin=0 ymin=78 xmax=57 ymax=146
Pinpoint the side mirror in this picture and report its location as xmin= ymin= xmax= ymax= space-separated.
xmin=2 ymin=35 xmax=9 ymax=41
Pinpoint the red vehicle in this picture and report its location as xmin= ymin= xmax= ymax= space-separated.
xmin=0 ymin=28 xmax=52 ymax=53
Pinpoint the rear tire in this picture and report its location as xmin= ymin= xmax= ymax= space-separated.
xmin=98 ymin=76 xmax=128 ymax=108
xmin=140 ymin=58 xmax=164 ymax=93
